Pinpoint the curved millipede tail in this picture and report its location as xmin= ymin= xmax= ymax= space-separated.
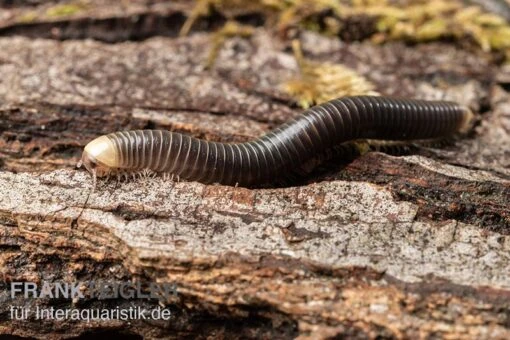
xmin=80 ymin=96 xmax=473 ymax=187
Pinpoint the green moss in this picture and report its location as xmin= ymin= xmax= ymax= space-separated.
xmin=46 ymin=3 xmax=85 ymax=18
xmin=415 ymin=18 xmax=448 ymax=41
xmin=17 ymin=11 xmax=38 ymax=23
xmin=359 ymin=1 xmax=510 ymax=57
xmin=283 ymin=40 xmax=377 ymax=108
xmin=180 ymin=0 xmax=214 ymax=36
xmin=183 ymin=0 xmax=510 ymax=63
xmin=490 ymin=26 xmax=510 ymax=50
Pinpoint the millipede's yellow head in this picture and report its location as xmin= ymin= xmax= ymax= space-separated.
xmin=79 ymin=135 xmax=118 ymax=177
xmin=459 ymin=107 xmax=476 ymax=134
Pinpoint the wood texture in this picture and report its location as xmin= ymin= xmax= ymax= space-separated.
xmin=0 ymin=1 xmax=509 ymax=338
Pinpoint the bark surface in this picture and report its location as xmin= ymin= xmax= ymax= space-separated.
xmin=0 ymin=1 xmax=509 ymax=339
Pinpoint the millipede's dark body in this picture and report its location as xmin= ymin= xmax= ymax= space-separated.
xmin=81 ymin=96 xmax=471 ymax=186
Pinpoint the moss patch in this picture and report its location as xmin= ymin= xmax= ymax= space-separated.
xmin=183 ymin=0 xmax=510 ymax=61
xmin=283 ymin=40 xmax=377 ymax=108
xmin=46 ymin=3 xmax=86 ymax=18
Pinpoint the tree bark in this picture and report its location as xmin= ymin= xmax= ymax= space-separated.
xmin=0 ymin=1 xmax=509 ymax=339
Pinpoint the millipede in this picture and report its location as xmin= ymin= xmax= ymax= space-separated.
xmin=79 ymin=95 xmax=474 ymax=187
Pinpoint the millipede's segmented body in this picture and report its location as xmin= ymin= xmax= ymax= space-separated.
xmin=80 ymin=96 xmax=473 ymax=186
